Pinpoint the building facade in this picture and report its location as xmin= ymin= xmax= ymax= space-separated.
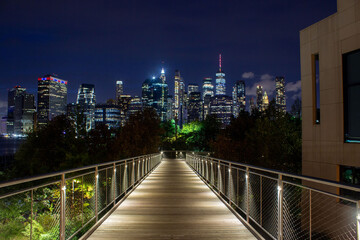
xmin=37 ymin=75 xmax=67 ymax=126
xmin=187 ymin=92 xmax=202 ymax=123
xmin=95 ymin=104 xmax=121 ymax=129
xmin=275 ymin=76 xmax=286 ymax=112
xmin=174 ymin=70 xmax=186 ymax=126
xmin=210 ymin=95 xmax=232 ymax=128
xmin=116 ymin=81 xmax=123 ymax=104
xmin=301 ymin=0 xmax=360 ymax=183
xmin=256 ymin=85 xmax=263 ymax=112
xmin=187 ymin=84 xmax=199 ymax=95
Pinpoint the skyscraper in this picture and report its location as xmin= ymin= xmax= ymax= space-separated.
xmin=76 ymin=84 xmax=96 ymax=131
xmin=187 ymin=84 xmax=199 ymax=95
xmin=116 ymin=81 xmax=123 ymax=104
xmin=256 ymin=85 xmax=263 ymax=112
xmin=215 ymin=54 xmax=226 ymax=95
xmin=37 ymin=74 xmax=67 ymax=126
xmin=187 ymin=92 xmax=202 ymax=122
xmin=174 ymin=70 xmax=185 ymax=125
xmin=95 ymin=104 xmax=121 ymax=129
xmin=210 ymin=95 xmax=232 ymax=128
xmin=160 ymin=68 xmax=168 ymax=121
xmin=128 ymin=96 xmax=142 ymax=118
xmin=275 ymin=76 xmax=286 ymax=112
xmin=232 ymin=80 xmax=246 ymax=117
xmin=202 ymin=77 xmax=214 ymax=99
xmin=262 ymin=91 xmax=269 ymax=111
xmin=7 ymin=86 xmax=35 ymax=135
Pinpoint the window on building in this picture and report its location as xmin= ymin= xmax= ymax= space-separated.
xmin=312 ymin=54 xmax=320 ymax=124
xmin=344 ymin=49 xmax=360 ymax=142
xmin=340 ymin=165 xmax=360 ymax=199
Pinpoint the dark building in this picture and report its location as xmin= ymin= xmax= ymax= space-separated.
xmin=95 ymin=104 xmax=121 ymax=129
xmin=187 ymin=92 xmax=202 ymax=123
xmin=210 ymin=95 xmax=232 ymax=128
xmin=37 ymin=75 xmax=67 ymax=126
xmin=7 ymin=86 xmax=35 ymax=135
xmin=128 ymin=96 xmax=142 ymax=118
xmin=118 ymin=95 xmax=132 ymax=125
xmin=275 ymin=76 xmax=286 ymax=112
xmin=232 ymin=80 xmax=246 ymax=117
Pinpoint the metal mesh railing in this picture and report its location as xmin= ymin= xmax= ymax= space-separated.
xmin=0 ymin=153 xmax=161 ymax=240
xmin=186 ymin=153 xmax=360 ymax=240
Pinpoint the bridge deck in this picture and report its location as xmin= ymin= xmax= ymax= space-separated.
xmin=87 ymin=158 xmax=257 ymax=240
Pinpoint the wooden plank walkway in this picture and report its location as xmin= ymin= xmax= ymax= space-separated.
xmin=87 ymin=158 xmax=257 ymax=240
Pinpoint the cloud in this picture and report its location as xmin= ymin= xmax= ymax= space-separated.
xmin=246 ymin=73 xmax=275 ymax=97
xmin=285 ymin=80 xmax=301 ymax=93
xmin=242 ymin=72 xmax=255 ymax=79
xmin=291 ymin=92 xmax=301 ymax=100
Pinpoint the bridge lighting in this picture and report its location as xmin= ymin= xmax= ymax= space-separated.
xmin=62 ymin=186 xmax=66 ymax=191
xmin=245 ymin=174 xmax=248 ymax=179
xmin=228 ymin=168 xmax=231 ymax=173
xmin=357 ymin=214 xmax=360 ymax=220
xmin=96 ymin=174 xmax=99 ymax=179
xmin=277 ymin=186 xmax=282 ymax=191
xmin=161 ymin=151 xmax=163 ymax=154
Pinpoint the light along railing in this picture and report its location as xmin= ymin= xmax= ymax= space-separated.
xmin=186 ymin=153 xmax=360 ymax=240
xmin=0 ymin=153 xmax=161 ymax=240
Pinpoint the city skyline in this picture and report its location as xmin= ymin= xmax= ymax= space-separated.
xmin=0 ymin=1 xmax=337 ymax=116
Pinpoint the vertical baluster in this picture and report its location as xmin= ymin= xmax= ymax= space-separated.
xmin=30 ymin=189 xmax=33 ymax=240
xmin=246 ymin=167 xmax=250 ymax=223
xmin=278 ymin=174 xmax=283 ymax=240
xmin=309 ymin=189 xmax=312 ymax=240
xmin=95 ymin=167 xmax=98 ymax=222
xmin=60 ymin=174 xmax=66 ymax=240
xmin=260 ymin=175 xmax=262 ymax=226
xmin=113 ymin=163 xmax=116 ymax=205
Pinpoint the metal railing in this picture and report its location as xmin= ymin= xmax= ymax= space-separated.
xmin=0 ymin=153 xmax=161 ymax=240
xmin=186 ymin=153 xmax=360 ymax=240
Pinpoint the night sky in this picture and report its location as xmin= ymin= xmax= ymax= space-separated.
xmin=0 ymin=0 xmax=337 ymax=116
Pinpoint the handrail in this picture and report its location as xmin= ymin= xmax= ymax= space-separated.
xmin=0 ymin=153 xmax=158 ymax=188
xmin=186 ymin=153 xmax=360 ymax=240
xmin=0 ymin=153 xmax=162 ymax=240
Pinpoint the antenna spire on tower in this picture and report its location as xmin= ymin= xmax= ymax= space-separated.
xmin=219 ymin=54 xmax=222 ymax=71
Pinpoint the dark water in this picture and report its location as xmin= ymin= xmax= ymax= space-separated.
xmin=0 ymin=137 xmax=24 ymax=156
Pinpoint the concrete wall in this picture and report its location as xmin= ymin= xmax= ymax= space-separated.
xmin=300 ymin=0 xmax=360 ymax=181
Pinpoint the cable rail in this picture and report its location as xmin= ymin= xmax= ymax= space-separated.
xmin=186 ymin=153 xmax=360 ymax=240
xmin=0 ymin=153 xmax=161 ymax=240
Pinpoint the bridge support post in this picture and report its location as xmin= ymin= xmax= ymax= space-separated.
xmin=278 ymin=174 xmax=283 ymax=240
xmin=60 ymin=173 xmax=66 ymax=240
xmin=95 ymin=167 xmax=98 ymax=222
xmin=357 ymin=200 xmax=360 ymax=240
xmin=246 ymin=167 xmax=250 ymax=223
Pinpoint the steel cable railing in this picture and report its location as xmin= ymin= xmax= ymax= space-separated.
xmin=186 ymin=153 xmax=360 ymax=240
xmin=0 ymin=153 xmax=161 ymax=240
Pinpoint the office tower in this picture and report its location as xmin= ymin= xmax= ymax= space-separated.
xmin=7 ymin=86 xmax=35 ymax=134
xmin=174 ymin=70 xmax=185 ymax=125
xmin=262 ymin=91 xmax=269 ymax=111
xmin=141 ymin=79 xmax=152 ymax=108
xmin=116 ymin=81 xmax=123 ymax=104
xmin=128 ymin=96 xmax=142 ymax=117
xmin=118 ymin=95 xmax=132 ymax=125
xmin=76 ymin=84 xmax=96 ymax=131
xmin=95 ymin=104 xmax=121 ymax=129
xmin=232 ymin=80 xmax=246 ymax=117
xmin=275 ymin=76 xmax=286 ymax=112
xmin=215 ymin=54 xmax=226 ymax=95
xmin=159 ymin=68 xmax=169 ymax=121
xmin=202 ymin=78 xmax=214 ymax=99
xmin=188 ymin=84 xmax=199 ymax=95
xmin=187 ymin=92 xmax=202 ymax=123
xmin=37 ymin=75 xmax=67 ymax=126
xmin=210 ymin=95 xmax=232 ymax=128
xmin=256 ymin=85 xmax=263 ymax=112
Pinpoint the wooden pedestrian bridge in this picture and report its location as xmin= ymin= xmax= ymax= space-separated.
xmin=0 ymin=151 xmax=359 ymax=240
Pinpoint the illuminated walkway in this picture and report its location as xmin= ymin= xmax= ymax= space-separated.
xmin=87 ymin=158 xmax=257 ymax=240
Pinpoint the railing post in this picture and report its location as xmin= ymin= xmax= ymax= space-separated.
xmin=60 ymin=173 xmax=66 ymax=240
xmin=309 ymin=189 xmax=312 ymax=240
xmin=246 ymin=167 xmax=250 ymax=223
xmin=113 ymin=163 xmax=116 ymax=205
xmin=357 ymin=200 xmax=360 ymax=240
xmin=218 ymin=160 xmax=221 ymax=194
xmin=30 ymin=189 xmax=33 ymax=240
xmin=278 ymin=174 xmax=283 ymax=240
xmin=124 ymin=161 xmax=127 ymax=194
xmin=132 ymin=159 xmax=135 ymax=186
xmin=260 ymin=175 xmax=263 ymax=226
xmin=228 ymin=163 xmax=231 ymax=204
xmin=95 ymin=166 xmax=98 ymax=222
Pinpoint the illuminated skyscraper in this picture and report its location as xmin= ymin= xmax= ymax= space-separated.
xmin=7 ymin=86 xmax=35 ymax=134
xmin=250 ymin=97 xmax=256 ymax=115
xmin=262 ymin=91 xmax=269 ymax=111
xmin=160 ymin=68 xmax=168 ymax=121
xmin=95 ymin=104 xmax=121 ymax=129
xmin=174 ymin=70 xmax=185 ymax=126
xmin=256 ymin=85 xmax=263 ymax=112
xmin=202 ymin=78 xmax=214 ymax=99
xmin=76 ymin=84 xmax=96 ymax=131
xmin=141 ymin=78 xmax=152 ymax=107
xmin=116 ymin=81 xmax=123 ymax=104
xmin=37 ymin=74 xmax=67 ymax=126
xmin=275 ymin=76 xmax=286 ymax=112
xmin=215 ymin=54 xmax=226 ymax=95
xmin=128 ymin=96 xmax=142 ymax=117
xmin=118 ymin=95 xmax=132 ymax=125
xmin=232 ymin=80 xmax=246 ymax=117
